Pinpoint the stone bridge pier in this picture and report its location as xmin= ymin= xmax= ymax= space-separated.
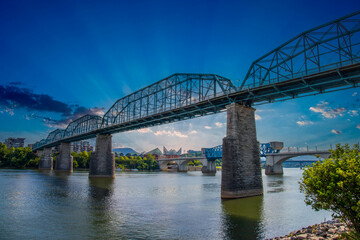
xmin=89 ymin=134 xmax=115 ymax=178
xmin=55 ymin=142 xmax=73 ymax=172
xmin=221 ymin=103 xmax=263 ymax=199
xmin=201 ymin=159 xmax=216 ymax=174
xmin=39 ymin=147 xmax=53 ymax=170
xmin=265 ymin=151 xmax=331 ymax=175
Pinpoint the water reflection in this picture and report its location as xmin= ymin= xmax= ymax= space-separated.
xmin=88 ymin=178 xmax=114 ymax=201
xmin=87 ymin=178 xmax=117 ymax=238
xmin=266 ymin=175 xmax=285 ymax=193
xmin=53 ymin=171 xmax=72 ymax=178
xmin=221 ymin=196 xmax=264 ymax=240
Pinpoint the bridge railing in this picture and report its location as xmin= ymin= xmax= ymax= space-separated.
xmin=280 ymin=145 xmax=334 ymax=153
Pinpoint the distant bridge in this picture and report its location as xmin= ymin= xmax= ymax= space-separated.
xmin=265 ymin=150 xmax=330 ymax=175
xmin=203 ymin=142 xmax=282 ymax=159
xmin=157 ymin=157 xmax=210 ymax=173
xmin=33 ymin=11 xmax=359 ymax=199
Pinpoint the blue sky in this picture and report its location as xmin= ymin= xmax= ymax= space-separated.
xmin=0 ymin=0 xmax=360 ymax=152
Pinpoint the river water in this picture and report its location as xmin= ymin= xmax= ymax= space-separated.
xmin=0 ymin=168 xmax=331 ymax=240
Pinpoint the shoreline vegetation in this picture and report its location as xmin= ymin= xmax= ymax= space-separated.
xmin=0 ymin=143 xmax=206 ymax=171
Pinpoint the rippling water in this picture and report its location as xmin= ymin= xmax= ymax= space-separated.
xmin=0 ymin=169 xmax=331 ymax=239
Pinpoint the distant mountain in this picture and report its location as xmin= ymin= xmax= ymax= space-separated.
xmin=113 ymin=147 xmax=138 ymax=155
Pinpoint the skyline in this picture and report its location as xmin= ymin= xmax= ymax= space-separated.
xmin=1 ymin=0 xmax=360 ymax=152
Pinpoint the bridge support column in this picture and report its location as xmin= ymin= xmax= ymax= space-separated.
xmin=36 ymin=150 xmax=43 ymax=158
xmin=55 ymin=142 xmax=73 ymax=172
xmin=177 ymin=162 xmax=188 ymax=172
xmin=265 ymin=155 xmax=283 ymax=175
xmin=265 ymin=164 xmax=283 ymax=175
xmin=89 ymin=134 xmax=115 ymax=178
xmin=221 ymin=103 xmax=263 ymax=199
xmin=202 ymin=159 xmax=216 ymax=174
xmin=39 ymin=147 xmax=53 ymax=170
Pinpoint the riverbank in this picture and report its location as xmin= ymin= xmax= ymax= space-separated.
xmin=267 ymin=219 xmax=349 ymax=240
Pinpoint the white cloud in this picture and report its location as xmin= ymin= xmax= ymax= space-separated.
xmin=297 ymin=120 xmax=314 ymax=126
xmin=189 ymin=130 xmax=198 ymax=134
xmin=137 ymin=128 xmax=152 ymax=133
xmin=204 ymin=126 xmax=212 ymax=129
xmin=357 ymin=124 xmax=360 ymax=130
xmin=91 ymin=108 xmax=105 ymax=116
xmin=331 ymin=129 xmax=341 ymax=134
xmin=4 ymin=107 xmax=14 ymax=116
xmin=255 ymin=114 xmax=261 ymax=120
xmin=348 ymin=110 xmax=359 ymax=117
xmin=154 ymin=130 xmax=188 ymax=138
xmin=309 ymin=101 xmax=346 ymax=118
xmin=353 ymin=92 xmax=358 ymax=96
xmin=215 ymin=122 xmax=223 ymax=128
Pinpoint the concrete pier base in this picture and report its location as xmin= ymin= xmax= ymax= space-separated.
xmin=177 ymin=164 xmax=188 ymax=172
xmin=55 ymin=142 xmax=73 ymax=172
xmin=265 ymin=163 xmax=283 ymax=175
xmin=39 ymin=147 xmax=53 ymax=170
xmin=221 ymin=103 xmax=263 ymax=199
xmin=89 ymin=134 xmax=115 ymax=178
xmin=201 ymin=160 xmax=216 ymax=174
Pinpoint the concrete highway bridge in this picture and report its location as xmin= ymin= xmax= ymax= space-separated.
xmin=33 ymin=11 xmax=360 ymax=199
xmin=264 ymin=150 xmax=330 ymax=175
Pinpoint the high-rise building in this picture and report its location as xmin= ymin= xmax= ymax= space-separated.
xmin=4 ymin=138 xmax=25 ymax=148
xmin=72 ymin=141 xmax=94 ymax=153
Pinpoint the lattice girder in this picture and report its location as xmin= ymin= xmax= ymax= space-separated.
xmin=63 ymin=114 xmax=102 ymax=138
xmin=101 ymin=73 xmax=236 ymax=128
xmin=241 ymin=10 xmax=360 ymax=89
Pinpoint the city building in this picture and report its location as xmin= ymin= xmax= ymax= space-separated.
xmin=162 ymin=147 xmax=182 ymax=159
xmin=144 ymin=148 xmax=163 ymax=160
xmin=72 ymin=141 xmax=94 ymax=153
xmin=4 ymin=138 xmax=25 ymax=148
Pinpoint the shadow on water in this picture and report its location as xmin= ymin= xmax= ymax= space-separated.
xmin=202 ymin=172 xmax=217 ymax=176
xmin=53 ymin=171 xmax=72 ymax=179
xmin=221 ymin=196 xmax=264 ymax=240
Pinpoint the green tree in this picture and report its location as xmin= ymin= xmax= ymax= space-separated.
xmin=0 ymin=143 xmax=38 ymax=169
xmin=300 ymin=144 xmax=360 ymax=234
xmin=70 ymin=151 xmax=91 ymax=169
xmin=187 ymin=160 xmax=203 ymax=166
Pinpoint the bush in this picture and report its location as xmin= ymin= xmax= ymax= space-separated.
xmin=299 ymin=144 xmax=360 ymax=234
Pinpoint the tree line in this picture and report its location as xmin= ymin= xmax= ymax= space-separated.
xmin=0 ymin=143 xmax=160 ymax=171
xmin=0 ymin=143 xmax=39 ymax=168
xmin=0 ymin=141 xmax=219 ymax=171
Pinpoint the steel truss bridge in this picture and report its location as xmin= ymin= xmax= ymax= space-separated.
xmin=204 ymin=143 xmax=280 ymax=159
xmin=34 ymin=11 xmax=360 ymax=151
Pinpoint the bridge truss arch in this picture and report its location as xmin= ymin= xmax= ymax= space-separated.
xmin=63 ymin=114 xmax=103 ymax=139
xmin=101 ymin=73 xmax=236 ymax=128
xmin=46 ymin=129 xmax=65 ymax=144
xmin=241 ymin=10 xmax=360 ymax=90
